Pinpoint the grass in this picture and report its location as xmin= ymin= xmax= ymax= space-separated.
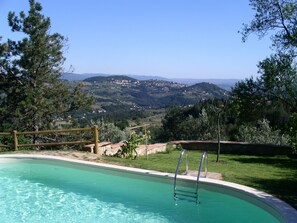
xmin=101 ymin=150 xmax=297 ymax=210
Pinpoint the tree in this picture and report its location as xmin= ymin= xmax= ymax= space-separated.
xmin=0 ymin=0 xmax=91 ymax=131
xmin=231 ymin=77 xmax=265 ymax=124
xmin=241 ymin=0 xmax=297 ymax=54
xmin=178 ymin=109 xmax=214 ymax=140
xmin=236 ymin=0 xmax=297 ymax=151
xmin=288 ymin=113 xmax=297 ymax=153
xmin=236 ymin=119 xmax=288 ymax=145
xmin=161 ymin=100 xmax=227 ymax=142
xmin=259 ymin=53 xmax=297 ymax=112
xmin=230 ymin=53 xmax=296 ymax=128
xmin=210 ymin=101 xmax=226 ymax=162
xmin=161 ymin=106 xmax=186 ymax=140
xmin=234 ymin=0 xmax=297 ymax=127
xmin=92 ymin=119 xmax=127 ymax=143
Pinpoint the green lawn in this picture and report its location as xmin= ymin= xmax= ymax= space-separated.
xmin=101 ymin=150 xmax=297 ymax=209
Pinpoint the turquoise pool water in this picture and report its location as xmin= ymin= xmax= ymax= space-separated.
xmin=0 ymin=158 xmax=281 ymax=223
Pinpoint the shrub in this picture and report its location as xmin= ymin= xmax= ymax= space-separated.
xmin=288 ymin=113 xmax=297 ymax=154
xmin=237 ymin=119 xmax=289 ymax=145
xmin=117 ymin=132 xmax=145 ymax=159
xmin=92 ymin=119 xmax=127 ymax=143
xmin=0 ymin=135 xmax=31 ymax=150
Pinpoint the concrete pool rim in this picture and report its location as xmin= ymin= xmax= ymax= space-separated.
xmin=0 ymin=154 xmax=296 ymax=223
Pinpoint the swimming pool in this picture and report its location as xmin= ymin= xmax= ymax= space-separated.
xmin=0 ymin=155 xmax=296 ymax=223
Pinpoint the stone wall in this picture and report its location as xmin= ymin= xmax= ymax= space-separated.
xmin=170 ymin=140 xmax=292 ymax=156
xmin=85 ymin=142 xmax=167 ymax=156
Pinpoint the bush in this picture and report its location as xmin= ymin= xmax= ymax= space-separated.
xmin=237 ymin=119 xmax=289 ymax=145
xmin=92 ymin=119 xmax=127 ymax=143
xmin=288 ymin=113 xmax=297 ymax=154
xmin=0 ymin=135 xmax=31 ymax=150
xmin=117 ymin=132 xmax=145 ymax=159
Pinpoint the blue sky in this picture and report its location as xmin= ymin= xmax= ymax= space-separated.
xmin=0 ymin=0 xmax=273 ymax=79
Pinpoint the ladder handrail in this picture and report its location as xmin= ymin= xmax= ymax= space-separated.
xmin=174 ymin=149 xmax=208 ymax=204
xmin=196 ymin=151 xmax=208 ymax=194
xmin=173 ymin=149 xmax=188 ymax=191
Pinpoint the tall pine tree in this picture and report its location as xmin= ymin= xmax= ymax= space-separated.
xmin=0 ymin=0 xmax=92 ymax=131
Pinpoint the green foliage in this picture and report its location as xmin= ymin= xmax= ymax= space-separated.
xmin=230 ymin=77 xmax=266 ymax=124
xmin=178 ymin=110 xmax=214 ymax=140
xmin=148 ymin=126 xmax=169 ymax=143
xmin=69 ymin=83 xmax=94 ymax=111
xmin=288 ymin=113 xmax=297 ymax=153
xmin=92 ymin=119 xmax=127 ymax=143
xmin=117 ymin=132 xmax=144 ymax=159
xmin=241 ymin=0 xmax=297 ymax=54
xmin=160 ymin=100 xmax=227 ymax=141
xmin=230 ymin=53 xmax=296 ymax=129
xmin=0 ymin=135 xmax=31 ymax=150
xmin=214 ymin=1 xmax=297 ymax=145
xmin=235 ymin=0 xmax=297 ymax=148
xmin=258 ymin=53 xmax=297 ymax=112
xmin=237 ymin=119 xmax=289 ymax=145
xmin=0 ymin=0 xmax=92 ymax=131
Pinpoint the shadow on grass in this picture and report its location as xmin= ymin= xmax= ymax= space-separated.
xmin=236 ymin=176 xmax=297 ymax=210
xmin=230 ymin=156 xmax=297 ymax=210
xmin=230 ymin=156 xmax=297 ymax=170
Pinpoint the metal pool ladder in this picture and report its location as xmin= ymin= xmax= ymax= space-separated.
xmin=173 ymin=149 xmax=208 ymax=204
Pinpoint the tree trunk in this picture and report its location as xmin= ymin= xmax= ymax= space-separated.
xmin=216 ymin=114 xmax=221 ymax=162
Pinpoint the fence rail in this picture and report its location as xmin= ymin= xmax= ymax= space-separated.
xmin=0 ymin=126 xmax=99 ymax=154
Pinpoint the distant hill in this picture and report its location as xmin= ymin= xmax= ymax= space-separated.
xmin=62 ymin=73 xmax=240 ymax=90
xmin=81 ymin=75 xmax=229 ymax=112
xmin=171 ymin=78 xmax=240 ymax=91
xmin=84 ymin=75 xmax=137 ymax=83
xmin=61 ymin=73 xmax=102 ymax=81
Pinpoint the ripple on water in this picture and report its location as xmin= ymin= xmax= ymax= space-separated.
xmin=0 ymin=176 xmax=169 ymax=223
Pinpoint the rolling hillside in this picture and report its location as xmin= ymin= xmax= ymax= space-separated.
xmin=82 ymin=75 xmax=229 ymax=112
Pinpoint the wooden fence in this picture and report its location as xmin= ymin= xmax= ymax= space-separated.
xmin=0 ymin=126 xmax=100 ymax=154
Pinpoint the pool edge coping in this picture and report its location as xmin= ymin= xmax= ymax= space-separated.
xmin=0 ymin=154 xmax=296 ymax=223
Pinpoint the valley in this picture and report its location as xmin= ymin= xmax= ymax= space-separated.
xmin=66 ymin=75 xmax=230 ymax=127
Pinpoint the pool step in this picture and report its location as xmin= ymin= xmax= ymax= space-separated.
xmin=174 ymin=189 xmax=197 ymax=199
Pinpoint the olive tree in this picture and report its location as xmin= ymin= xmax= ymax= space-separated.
xmin=241 ymin=0 xmax=297 ymax=54
xmin=236 ymin=0 xmax=297 ymax=151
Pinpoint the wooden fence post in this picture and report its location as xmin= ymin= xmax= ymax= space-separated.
xmin=93 ymin=125 xmax=99 ymax=154
xmin=13 ymin=130 xmax=18 ymax=151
